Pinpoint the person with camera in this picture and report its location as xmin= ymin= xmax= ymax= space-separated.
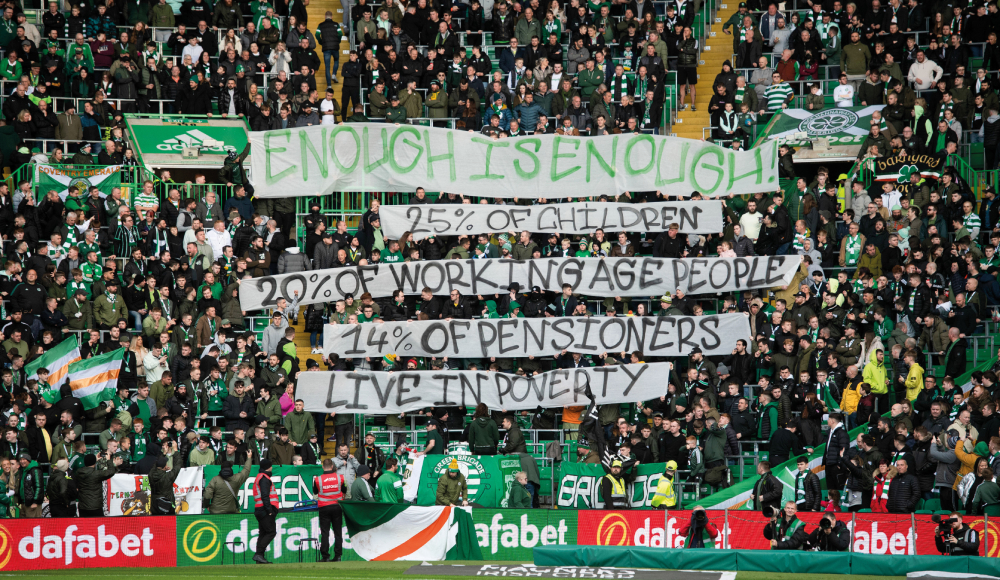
xmin=677 ymin=506 xmax=719 ymax=548
xmin=805 ymin=513 xmax=850 ymax=551
xmin=934 ymin=512 xmax=981 ymax=555
xmin=763 ymin=501 xmax=810 ymax=550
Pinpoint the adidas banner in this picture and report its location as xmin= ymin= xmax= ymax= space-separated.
xmin=36 ymin=164 xmax=124 ymax=201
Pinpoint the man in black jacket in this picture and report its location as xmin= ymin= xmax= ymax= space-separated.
xmin=943 ymin=328 xmax=968 ymax=379
xmin=886 ymin=457 xmax=921 ymax=513
xmin=793 ymin=456 xmax=822 ymax=511
xmin=730 ymin=397 xmax=756 ymax=440
xmin=824 ymin=413 xmax=849 ymax=490
xmin=441 ymin=289 xmax=472 ymax=319
xmin=750 ymin=461 xmax=782 ymax=515
xmin=805 ymin=513 xmax=851 ymax=551
xmin=768 ymin=419 xmax=808 ymax=466
xmin=935 ymin=512 xmax=982 ymax=555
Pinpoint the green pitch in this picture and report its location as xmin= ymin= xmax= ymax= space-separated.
xmin=11 ymin=561 xmax=906 ymax=580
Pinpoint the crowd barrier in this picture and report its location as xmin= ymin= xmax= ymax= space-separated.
xmin=2 ymin=507 xmax=997 ymax=571
xmin=533 ymin=547 xmax=1000 ymax=577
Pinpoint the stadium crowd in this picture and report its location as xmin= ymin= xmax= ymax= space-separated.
xmin=0 ymin=0 xmax=993 ymax=537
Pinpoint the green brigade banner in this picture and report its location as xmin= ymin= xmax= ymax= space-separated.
xmin=201 ymin=465 xmax=323 ymax=513
xmin=870 ymin=153 xmax=945 ymax=183
xmin=36 ymin=164 xmax=124 ymax=201
xmin=756 ymin=106 xmax=886 ymax=148
xmin=407 ymin=454 xmax=521 ymax=507
xmin=249 ymin=123 xmax=780 ymax=198
xmin=556 ymin=461 xmax=669 ymax=509
xmin=471 ymin=509 xmax=579 ymax=559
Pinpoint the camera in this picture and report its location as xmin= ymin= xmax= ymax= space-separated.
xmin=932 ymin=514 xmax=957 ymax=532
xmin=819 ymin=518 xmax=832 ymax=530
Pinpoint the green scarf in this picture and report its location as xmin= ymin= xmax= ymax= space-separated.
xmin=845 ymin=234 xmax=862 ymax=265
xmin=105 ymin=290 xmax=116 ymax=304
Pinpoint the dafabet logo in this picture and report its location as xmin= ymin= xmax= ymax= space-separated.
xmin=0 ymin=523 xmax=12 ymax=569
xmin=182 ymin=520 xmax=221 ymax=563
xmin=596 ymin=513 xmax=630 ymax=546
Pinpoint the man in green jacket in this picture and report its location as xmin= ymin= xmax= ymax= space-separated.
xmin=436 ymin=458 xmax=469 ymax=506
xmin=842 ymin=30 xmax=871 ymax=81
xmin=256 ymin=385 xmax=282 ymax=428
xmin=377 ymin=457 xmax=405 ymax=502
xmin=284 ymin=400 xmax=316 ymax=446
xmin=508 ymin=471 xmax=533 ymax=508
xmin=424 ymin=419 xmax=446 ymax=454
xmin=757 ymin=392 xmax=780 ymax=439
xmin=204 ymin=452 xmax=253 ymax=514
xmin=577 ymin=58 xmax=604 ymax=101
xmin=92 ymin=280 xmax=123 ymax=329
xmin=385 ymin=94 xmax=407 ymax=122
xmin=351 ymin=465 xmax=376 ymax=500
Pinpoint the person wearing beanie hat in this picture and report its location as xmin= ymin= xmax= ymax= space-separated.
xmin=351 ymin=464 xmax=376 ymax=501
xmin=253 ymin=457 xmax=279 ymax=563
xmin=45 ymin=459 xmax=73 ymax=517
xmin=74 ymin=452 xmax=121 ymax=517
xmin=205 ymin=449 xmax=253 ymax=514
xmin=436 ymin=457 xmax=469 ymax=506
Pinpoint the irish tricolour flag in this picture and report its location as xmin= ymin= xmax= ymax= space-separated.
xmin=68 ymin=348 xmax=124 ymax=409
xmin=342 ymin=503 xmax=481 ymax=561
xmin=25 ymin=337 xmax=82 ymax=403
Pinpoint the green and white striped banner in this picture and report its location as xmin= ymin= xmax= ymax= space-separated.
xmin=25 ymin=337 xmax=81 ymax=403
xmin=68 ymin=347 xmax=124 ymax=410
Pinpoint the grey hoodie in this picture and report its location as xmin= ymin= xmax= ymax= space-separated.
xmin=928 ymin=440 xmax=960 ymax=489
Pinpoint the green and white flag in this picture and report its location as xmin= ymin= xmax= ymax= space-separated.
xmin=35 ymin=164 xmax=124 ymax=201
xmin=341 ymin=503 xmax=482 ymax=561
xmin=25 ymin=337 xmax=81 ymax=403
xmin=68 ymin=348 xmax=124 ymax=410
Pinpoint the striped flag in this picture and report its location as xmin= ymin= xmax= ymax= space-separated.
xmin=25 ymin=337 xmax=81 ymax=403
xmin=341 ymin=503 xmax=482 ymax=561
xmin=67 ymin=348 xmax=124 ymax=410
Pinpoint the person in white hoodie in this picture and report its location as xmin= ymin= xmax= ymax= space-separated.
xmin=907 ymin=51 xmax=943 ymax=90
xmin=205 ymin=219 xmax=232 ymax=260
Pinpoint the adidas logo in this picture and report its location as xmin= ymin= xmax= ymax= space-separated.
xmin=157 ymin=129 xmax=234 ymax=153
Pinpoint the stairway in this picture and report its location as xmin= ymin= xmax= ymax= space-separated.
xmin=672 ymin=2 xmax=739 ymax=139
xmin=306 ymin=0 xmax=351 ymax=95
xmin=288 ymin=308 xmax=343 ymax=454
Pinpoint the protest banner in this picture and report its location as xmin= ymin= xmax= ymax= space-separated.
xmin=107 ymin=468 xmax=203 ymax=516
xmin=378 ymin=201 xmax=725 ymax=239
xmin=296 ymin=363 xmax=669 ymax=415
xmin=323 ymin=314 xmax=749 ymax=358
xmin=239 ymin=256 xmax=800 ymax=310
xmin=249 ymin=123 xmax=779 ymax=198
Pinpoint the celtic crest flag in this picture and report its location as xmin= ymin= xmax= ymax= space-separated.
xmin=36 ymin=164 xmax=124 ymax=201
xmin=757 ymin=106 xmax=887 ymax=147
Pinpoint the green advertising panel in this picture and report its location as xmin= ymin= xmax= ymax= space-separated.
xmin=556 ymin=462 xmax=671 ymax=509
xmin=202 ymin=465 xmax=323 ymax=513
xmin=176 ymin=512 xmax=333 ymax=566
xmin=471 ymin=509 xmax=579 ymax=559
xmin=129 ymin=122 xmax=248 ymax=155
xmin=414 ymin=455 xmax=521 ymax=508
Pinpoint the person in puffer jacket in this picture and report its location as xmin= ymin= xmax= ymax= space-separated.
xmin=277 ymin=243 xmax=311 ymax=274
xmin=885 ymin=457 xmax=921 ymax=513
